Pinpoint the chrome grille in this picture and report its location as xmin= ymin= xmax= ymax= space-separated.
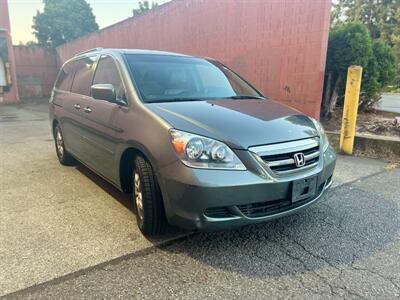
xmin=249 ymin=138 xmax=320 ymax=175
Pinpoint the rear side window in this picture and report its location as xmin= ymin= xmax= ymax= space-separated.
xmin=55 ymin=61 xmax=76 ymax=91
xmin=93 ymin=55 xmax=126 ymax=101
xmin=71 ymin=56 xmax=97 ymax=96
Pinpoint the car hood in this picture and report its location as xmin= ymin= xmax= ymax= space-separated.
xmin=146 ymin=99 xmax=318 ymax=149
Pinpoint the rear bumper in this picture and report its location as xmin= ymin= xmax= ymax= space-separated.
xmin=158 ymin=146 xmax=336 ymax=231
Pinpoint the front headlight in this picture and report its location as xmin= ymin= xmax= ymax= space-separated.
xmin=169 ymin=129 xmax=246 ymax=170
xmin=311 ymin=118 xmax=330 ymax=152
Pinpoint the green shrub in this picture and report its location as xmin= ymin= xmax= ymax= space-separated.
xmin=322 ymin=23 xmax=396 ymax=117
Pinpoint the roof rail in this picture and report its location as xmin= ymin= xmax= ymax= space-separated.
xmin=75 ymin=47 xmax=103 ymax=56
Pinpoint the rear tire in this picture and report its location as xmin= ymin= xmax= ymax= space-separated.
xmin=133 ymin=155 xmax=166 ymax=236
xmin=54 ymin=125 xmax=76 ymax=166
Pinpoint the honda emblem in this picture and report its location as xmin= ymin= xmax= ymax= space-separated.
xmin=294 ymin=153 xmax=305 ymax=167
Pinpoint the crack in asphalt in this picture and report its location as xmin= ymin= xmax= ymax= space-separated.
xmin=251 ymin=239 xmax=338 ymax=298
xmin=0 ymin=233 xmax=195 ymax=299
xmin=273 ymin=232 xmax=354 ymax=298
xmin=315 ymin=187 xmax=398 ymax=252
xmin=278 ymin=229 xmax=341 ymax=270
xmin=351 ymin=265 xmax=400 ymax=295
xmin=246 ymin=220 xmax=359 ymax=299
xmin=312 ymin=205 xmax=385 ymax=251
xmin=2 ymin=168 xmax=397 ymax=298
xmin=272 ymin=232 xmax=399 ymax=300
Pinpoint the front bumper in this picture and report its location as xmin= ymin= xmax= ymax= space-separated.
xmin=158 ymin=146 xmax=336 ymax=231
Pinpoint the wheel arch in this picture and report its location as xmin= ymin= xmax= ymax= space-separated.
xmin=52 ymin=119 xmax=59 ymax=137
xmin=118 ymin=142 xmax=160 ymax=194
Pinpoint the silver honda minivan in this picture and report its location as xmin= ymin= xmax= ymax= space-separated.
xmin=50 ymin=48 xmax=336 ymax=236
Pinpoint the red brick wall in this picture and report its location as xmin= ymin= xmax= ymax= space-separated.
xmin=57 ymin=0 xmax=331 ymax=118
xmin=13 ymin=46 xmax=58 ymax=99
xmin=0 ymin=0 xmax=19 ymax=104
xmin=0 ymin=0 xmax=11 ymax=31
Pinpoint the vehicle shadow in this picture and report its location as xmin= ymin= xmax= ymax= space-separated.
xmin=76 ymin=164 xmax=134 ymax=212
xmin=156 ymin=186 xmax=399 ymax=278
xmin=74 ymin=162 xmax=399 ymax=277
xmin=75 ymin=163 xmax=189 ymax=241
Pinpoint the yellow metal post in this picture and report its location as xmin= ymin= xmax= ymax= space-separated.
xmin=340 ymin=66 xmax=363 ymax=154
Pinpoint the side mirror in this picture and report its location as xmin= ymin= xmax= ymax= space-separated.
xmin=91 ymin=84 xmax=116 ymax=102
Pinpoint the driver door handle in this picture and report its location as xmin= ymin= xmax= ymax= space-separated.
xmin=84 ymin=107 xmax=92 ymax=113
xmin=74 ymin=104 xmax=81 ymax=110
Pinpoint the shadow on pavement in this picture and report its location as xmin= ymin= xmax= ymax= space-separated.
xmin=75 ymin=163 xmax=189 ymax=242
xmin=157 ymin=186 xmax=399 ymax=278
xmin=73 ymin=158 xmax=399 ymax=278
xmin=76 ymin=164 xmax=134 ymax=213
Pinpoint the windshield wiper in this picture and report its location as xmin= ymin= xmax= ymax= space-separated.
xmin=222 ymin=95 xmax=266 ymax=100
xmin=147 ymin=95 xmax=266 ymax=103
xmin=147 ymin=98 xmax=209 ymax=103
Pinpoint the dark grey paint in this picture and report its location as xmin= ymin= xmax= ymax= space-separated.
xmin=50 ymin=48 xmax=336 ymax=231
xmin=146 ymin=99 xmax=318 ymax=149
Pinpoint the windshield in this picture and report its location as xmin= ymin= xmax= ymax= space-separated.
xmin=125 ymin=54 xmax=263 ymax=103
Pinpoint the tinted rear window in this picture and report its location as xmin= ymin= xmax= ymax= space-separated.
xmin=55 ymin=60 xmax=76 ymax=91
xmin=71 ymin=56 xmax=97 ymax=96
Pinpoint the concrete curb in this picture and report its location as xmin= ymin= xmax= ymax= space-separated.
xmin=326 ymin=131 xmax=400 ymax=161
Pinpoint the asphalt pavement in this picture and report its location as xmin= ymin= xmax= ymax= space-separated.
xmin=0 ymin=104 xmax=399 ymax=299
xmin=376 ymin=93 xmax=400 ymax=114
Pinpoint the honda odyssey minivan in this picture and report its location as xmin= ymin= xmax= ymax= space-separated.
xmin=50 ymin=48 xmax=336 ymax=236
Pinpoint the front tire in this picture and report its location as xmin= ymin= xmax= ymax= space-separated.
xmin=54 ymin=125 xmax=76 ymax=166
xmin=133 ymin=155 xmax=166 ymax=236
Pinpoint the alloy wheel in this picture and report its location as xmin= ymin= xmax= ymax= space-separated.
xmin=56 ymin=128 xmax=64 ymax=158
xmin=134 ymin=172 xmax=144 ymax=223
